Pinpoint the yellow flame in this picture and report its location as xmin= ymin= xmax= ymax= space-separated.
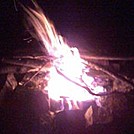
xmin=24 ymin=3 xmax=105 ymax=103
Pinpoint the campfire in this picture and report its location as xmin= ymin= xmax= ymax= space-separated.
xmin=21 ymin=3 xmax=112 ymax=108
xmin=1 ymin=2 xmax=134 ymax=127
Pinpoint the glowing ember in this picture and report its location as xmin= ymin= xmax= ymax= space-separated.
xmin=24 ymin=3 xmax=106 ymax=104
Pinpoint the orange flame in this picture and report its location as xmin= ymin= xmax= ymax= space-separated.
xmin=24 ymin=3 xmax=105 ymax=104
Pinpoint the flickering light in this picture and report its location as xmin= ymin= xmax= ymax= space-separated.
xmin=25 ymin=3 xmax=106 ymax=108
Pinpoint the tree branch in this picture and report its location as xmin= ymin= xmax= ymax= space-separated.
xmin=81 ymin=55 xmax=134 ymax=61
xmin=85 ymin=61 xmax=134 ymax=88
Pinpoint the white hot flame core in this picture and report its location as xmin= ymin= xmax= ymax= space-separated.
xmin=25 ymin=3 xmax=105 ymax=103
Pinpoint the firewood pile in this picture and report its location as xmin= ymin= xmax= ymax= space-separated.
xmin=0 ymin=45 xmax=134 ymax=126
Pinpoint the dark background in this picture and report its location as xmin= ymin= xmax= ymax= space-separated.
xmin=0 ymin=0 xmax=134 ymax=57
xmin=0 ymin=0 xmax=134 ymax=134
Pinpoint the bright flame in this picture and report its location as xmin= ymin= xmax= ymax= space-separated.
xmin=46 ymin=67 xmax=92 ymax=101
xmin=24 ymin=3 xmax=105 ymax=104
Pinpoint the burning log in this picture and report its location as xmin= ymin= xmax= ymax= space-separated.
xmin=1 ymin=56 xmax=133 ymax=92
xmin=81 ymin=55 xmax=134 ymax=61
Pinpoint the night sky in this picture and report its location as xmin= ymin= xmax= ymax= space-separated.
xmin=0 ymin=0 xmax=134 ymax=57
